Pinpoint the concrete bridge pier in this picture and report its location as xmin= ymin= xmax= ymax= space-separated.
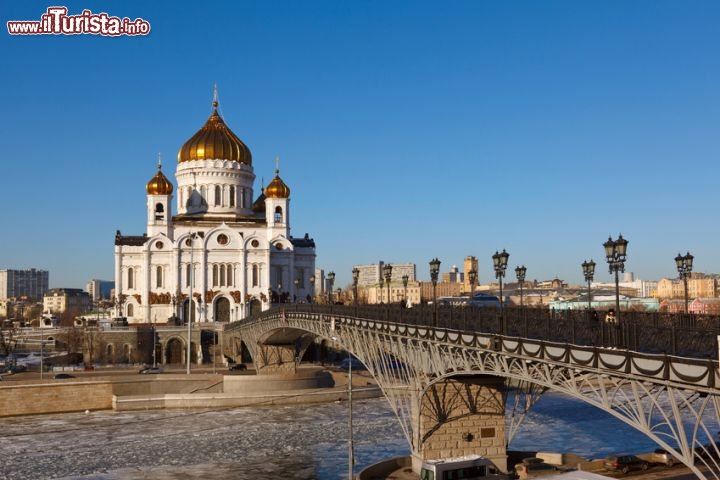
xmin=255 ymin=343 xmax=298 ymax=373
xmin=411 ymin=375 xmax=508 ymax=473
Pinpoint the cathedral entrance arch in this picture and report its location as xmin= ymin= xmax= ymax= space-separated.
xmin=249 ymin=299 xmax=262 ymax=316
xmin=214 ymin=297 xmax=230 ymax=322
xmin=165 ymin=338 xmax=184 ymax=364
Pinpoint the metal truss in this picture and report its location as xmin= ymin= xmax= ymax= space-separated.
xmin=227 ymin=310 xmax=720 ymax=479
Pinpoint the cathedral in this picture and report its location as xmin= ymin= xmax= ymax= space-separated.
xmin=113 ymin=93 xmax=316 ymax=324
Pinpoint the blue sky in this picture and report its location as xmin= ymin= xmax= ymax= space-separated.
xmin=1 ymin=1 xmax=718 ymax=290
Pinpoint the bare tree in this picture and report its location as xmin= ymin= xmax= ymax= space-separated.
xmin=0 ymin=322 xmax=19 ymax=357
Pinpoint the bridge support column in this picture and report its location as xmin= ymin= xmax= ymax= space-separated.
xmin=254 ymin=343 xmax=297 ymax=374
xmin=412 ymin=375 xmax=507 ymax=473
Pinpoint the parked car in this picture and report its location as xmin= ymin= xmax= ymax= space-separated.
xmin=650 ymin=448 xmax=675 ymax=467
xmin=228 ymin=363 xmax=247 ymax=371
xmin=138 ymin=367 xmax=163 ymax=374
xmin=338 ymin=357 xmax=365 ymax=370
xmin=603 ymin=454 xmax=649 ymax=474
xmin=5 ymin=365 xmax=27 ymax=375
xmin=54 ymin=373 xmax=76 ymax=379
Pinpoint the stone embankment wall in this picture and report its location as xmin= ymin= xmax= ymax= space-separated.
xmin=0 ymin=381 xmax=114 ymax=416
xmin=0 ymin=367 xmax=380 ymax=417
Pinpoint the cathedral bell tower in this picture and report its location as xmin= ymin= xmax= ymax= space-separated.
xmin=264 ymin=162 xmax=291 ymax=237
xmin=146 ymin=157 xmax=174 ymax=237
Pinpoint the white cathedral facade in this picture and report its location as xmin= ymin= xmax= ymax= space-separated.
xmin=113 ymin=96 xmax=316 ymax=324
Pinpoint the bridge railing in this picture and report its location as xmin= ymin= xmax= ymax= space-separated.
xmin=239 ymin=304 xmax=720 ymax=360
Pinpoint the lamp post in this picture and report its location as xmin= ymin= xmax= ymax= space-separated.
xmin=402 ymin=274 xmax=409 ymax=306
xmin=294 ymin=277 xmax=300 ymax=303
xmin=581 ymin=260 xmax=596 ymax=311
xmin=603 ymin=234 xmax=628 ymax=320
xmin=492 ymin=249 xmax=510 ymax=333
xmin=327 ymin=271 xmax=335 ymax=304
xmin=383 ymin=263 xmax=393 ymax=304
xmin=277 ymin=283 xmax=283 ymax=304
xmin=675 ymin=252 xmax=694 ymax=314
xmin=429 ymin=258 xmax=441 ymax=326
xmin=468 ymin=268 xmax=477 ymax=301
xmin=515 ymin=265 xmax=526 ymax=307
xmin=352 ymin=267 xmax=360 ymax=306
xmin=186 ymin=232 xmax=197 ymax=375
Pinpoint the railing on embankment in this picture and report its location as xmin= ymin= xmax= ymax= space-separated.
xmin=231 ymin=304 xmax=720 ymax=360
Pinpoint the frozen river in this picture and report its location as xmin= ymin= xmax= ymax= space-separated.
xmin=0 ymin=393 xmax=688 ymax=479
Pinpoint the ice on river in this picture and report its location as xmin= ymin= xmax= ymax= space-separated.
xmin=1 ymin=392 xmax=709 ymax=479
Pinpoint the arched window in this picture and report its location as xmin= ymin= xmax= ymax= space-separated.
xmin=229 ymin=185 xmax=236 ymax=207
xmin=227 ymin=265 xmax=233 ymax=287
xmin=156 ymin=266 xmax=163 ymax=288
xmin=127 ymin=267 xmax=134 ymax=289
xmin=220 ymin=264 xmax=226 ymax=286
xmin=252 ymin=264 xmax=259 ymax=287
xmin=200 ymin=185 xmax=207 ymax=206
xmin=127 ymin=304 xmax=134 ymax=317
xmin=215 ymin=185 xmax=221 ymax=206
xmin=274 ymin=206 xmax=283 ymax=223
xmin=186 ymin=263 xmax=192 ymax=287
xmin=212 ymin=265 xmax=219 ymax=286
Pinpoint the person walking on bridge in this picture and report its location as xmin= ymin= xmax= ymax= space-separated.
xmin=605 ymin=309 xmax=618 ymax=348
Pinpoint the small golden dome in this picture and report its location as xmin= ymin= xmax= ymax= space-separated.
xmin=178 ymin=100 xmax=252 ymax=164
xmin=146 ymin=163 xmax=173 ymax=195
xmin=265 ymin=169 xmax=290 ymax=199
xmin=252 ymin=187 xmax=266 ymax=213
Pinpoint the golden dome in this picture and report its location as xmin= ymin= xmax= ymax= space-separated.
xmin=177 ymin=100 xmax=252 ymax=164
xmin=146 ymin=162 xmax=173 ymax=195
xmin=265 ymin=168 xmax=290 ymax=199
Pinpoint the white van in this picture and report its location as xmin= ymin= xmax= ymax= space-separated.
xmin=420 ymin=455 xmax=503 ymax=480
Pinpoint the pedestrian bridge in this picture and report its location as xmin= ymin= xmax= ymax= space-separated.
xmin=224 ymin=304 xmax=720 ymax=478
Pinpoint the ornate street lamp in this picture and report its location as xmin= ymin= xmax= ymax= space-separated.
xmin=581 ymin=259 xmax=596 ymax=312
xmin=352 ymin=267 xmax=360 ymax=306
xmin=327 ymin=271 xmax=335 ymax=304
xmin=383 ymin=263 xmax=393 ymax=304
xmin=294 ymin=277 xmax=300 ymax=303
xmin=429 ymin=258 xmax=441 ymax=326
xmin=515 ymin=265 xmax=527 ymax=306
xmin=402 ymin=274 xmax=409 ymax=305
xmin=492 ymin=249 xmax=510 ymax=333
xmin=603 ymin=234 xmax=628 ymax=320
xmin=468 ymin=268 xmax=477 ymax=301
xmin=675 ymin=252 xmax=694 ymax=314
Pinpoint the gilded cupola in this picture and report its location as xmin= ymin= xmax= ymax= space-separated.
xmin=177 ymin=97 xmax=252 ymax=164
xmin=146 ymin=161 xmax=174 ymax=195
xmin=265 ymin=168 xmax=290 ymax=199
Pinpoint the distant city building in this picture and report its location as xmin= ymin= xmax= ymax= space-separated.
xmin=659 ymin=297 xmax=720 ymax=314
xmin=86 ymin=279 xmax=114 ymax=302
xmin=442 ymin=265 xmax=463 ymax=284
xmin=656 ymin=274 xmax=717 ymax=300
xmin=43 ymin=288 xmax=91 ymax=315
xmin=591 ymin=273 xmax=657 ymax=298
xmin=362 ymin=282 xmax=421 ymax=305
xmin=353 ymin=262 xmax=416 ymax=287
xmin=0 ymin=268 xmax=49 ymax=301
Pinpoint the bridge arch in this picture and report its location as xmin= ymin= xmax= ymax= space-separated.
xmin=226 ymin=305 xmax=720 ymax=479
